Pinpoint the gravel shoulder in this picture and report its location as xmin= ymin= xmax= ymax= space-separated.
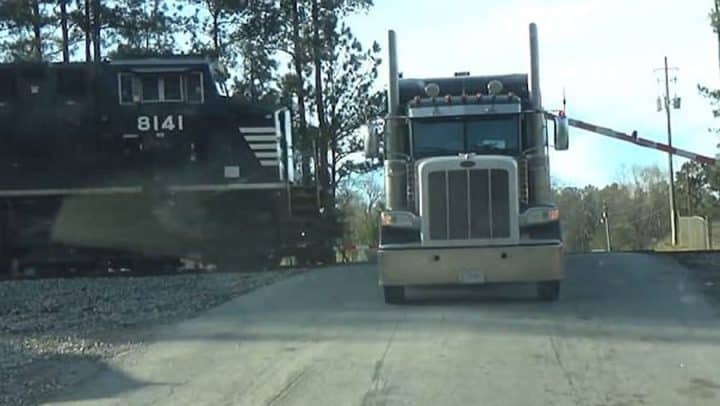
xmin=0 ymin=269 xmax=302 ymax=406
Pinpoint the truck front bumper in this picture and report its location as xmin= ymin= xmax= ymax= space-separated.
xmin=378 ymin=242 xmax=564 ymax=286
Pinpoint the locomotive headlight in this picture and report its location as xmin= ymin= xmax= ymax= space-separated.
xmin=520 ymin=206 xmax=559 ymax=226
xmin=381 ymin=211 xmax=420 ymax=229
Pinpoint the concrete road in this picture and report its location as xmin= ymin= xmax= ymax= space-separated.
xmin=47 ymin=253 xmax=720 ymax=406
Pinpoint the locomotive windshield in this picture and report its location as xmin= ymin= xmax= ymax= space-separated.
xmin=118 ymin=70 xmax=205 ymax=104
xmin=411 ymin=115 xmax=520 ymax=158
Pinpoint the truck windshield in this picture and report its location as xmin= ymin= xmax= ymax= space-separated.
xmin=412 ymin=116 xmax=519 ymax=158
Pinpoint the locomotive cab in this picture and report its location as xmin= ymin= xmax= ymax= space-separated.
xmin=0 ymin=57 xmax=293 ymax=192
xmin=105 ymin=58 xmax=291 ymax=188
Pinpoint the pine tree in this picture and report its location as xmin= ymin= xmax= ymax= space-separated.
xmin=0 ymin=0 xmax=56 ymax=61
xmin=320 ymin=26 xmax=382 ymax=198
xmin=111 ymin=0 xmax=182 ymax=57
xmin=275 ymin=0 xmax=312 ymax=184
xmin=700 ymin=2 xmax=720 ymax=196
xmin=60 ymin=0 xmax=69 ymax=61
xmin=184 ymin=0 xmax=246 ymax=58
xmin=63 ymin=0 xmax=124 ymax=62
xmin=233 ymin=0 xmax=282 ymax=103
xmin=305 ymin=0 xmax=372 ymax=205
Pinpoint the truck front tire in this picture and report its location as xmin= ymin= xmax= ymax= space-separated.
xmin=537 ymin=281 xmax=560 ymax=301
xmin=383 ymin=286 xmax=405 ymax=304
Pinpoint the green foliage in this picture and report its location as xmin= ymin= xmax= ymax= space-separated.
xmin=555 ymin=166 xmax=672 ymax=252
xmin=675 ymin=161 xmax=720 ymax=218
xmin=710 ymin=0 xmax=720 ymax=33
xmin=109 ymin=0 xmax=183 ymax=56
xmin=336 ymin=171 xmax=382 ymax=247
xmin=698 ymin=2 xmax=720 ymax=198
xmin=0 ymin=0 xmax=57 ymax=61
xmin=554 ymin=186 xmax=600 ymax=252
xmin=183 ymin=0 xmax=246 ymax=58
xmin=320 ymin=25 xmax=382 ymax=187
xmin=232 ymin=0 xmax=282 ymax=103
xmin=696 ymin=84 xmax=720 ymax=196
xmin=698 ymin=85 xmax=720 ymax=119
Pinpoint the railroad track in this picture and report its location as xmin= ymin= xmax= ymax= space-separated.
xmin=0 ymin=254 xmax=291 ymax=281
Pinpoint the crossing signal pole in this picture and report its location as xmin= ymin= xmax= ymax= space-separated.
xmin=601 ymin=202 xmax=612 ymax=252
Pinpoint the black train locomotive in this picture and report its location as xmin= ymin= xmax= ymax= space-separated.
xmin=0 ymin=57 xmax=336 ymax=274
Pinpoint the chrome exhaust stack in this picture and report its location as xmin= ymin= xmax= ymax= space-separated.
xmin=385 ymin=30 xmax=407 ymax=211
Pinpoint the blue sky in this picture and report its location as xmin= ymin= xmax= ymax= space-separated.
xmin=347 ymin=0 xmax=720 ymax=187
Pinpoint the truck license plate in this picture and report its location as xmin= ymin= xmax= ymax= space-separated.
xmin=459 ymin=270 xmax=485 ymax=284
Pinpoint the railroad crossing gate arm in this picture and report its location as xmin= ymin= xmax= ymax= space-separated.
xmin=544 ymin=112 xmax=717 ymax=166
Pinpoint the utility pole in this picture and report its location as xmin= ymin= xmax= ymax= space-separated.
xmin=664 ymin=57 xmax=678 ymax=246
xmin=655 ymin=57 xmax=679 ymax=246
xmin=602 ymin=202 xmax=612 ymax=252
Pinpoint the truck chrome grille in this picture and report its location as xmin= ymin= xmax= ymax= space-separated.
xmin=427 ymin=169 xmax=510 ymax=240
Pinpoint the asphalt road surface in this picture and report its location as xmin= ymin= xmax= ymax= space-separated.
xmin=46 ymin=253 xmax=720 ymax=406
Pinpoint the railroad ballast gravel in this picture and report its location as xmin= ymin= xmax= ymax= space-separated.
xmin=0 ymin=270 xmax=297 ymax=406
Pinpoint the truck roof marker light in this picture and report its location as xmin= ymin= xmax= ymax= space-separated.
xmin=488 ymin=80 xmax=503 ymax=95
xmin=425 ymin=83 xmax=440 ymax=98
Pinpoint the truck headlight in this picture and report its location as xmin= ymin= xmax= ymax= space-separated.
xmin=380 ymin=211 xmax=420 ymax=229
xmin=520 ymin=206 xmax=559 ymax=226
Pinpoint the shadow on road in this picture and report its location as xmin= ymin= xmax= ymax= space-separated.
xmin=14 ymin=353 xmax=174 ymax=405
xmin=70 ymin=252 xmax=720 ymax=349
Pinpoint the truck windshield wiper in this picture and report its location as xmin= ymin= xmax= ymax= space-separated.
xmin=471 ymin=145 xmax=510 ymax=153
xmin=416 ymin=147 xmax=460 ymax=154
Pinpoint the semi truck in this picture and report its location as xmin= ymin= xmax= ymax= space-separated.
xmin=365 ymin=23 xmax=569 ymax=303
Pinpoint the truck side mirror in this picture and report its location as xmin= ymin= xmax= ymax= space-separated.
xmin=554 ymin=115 xmax=569 ymax=151
xmin=364 ymin=122 xmax=382 ymax=159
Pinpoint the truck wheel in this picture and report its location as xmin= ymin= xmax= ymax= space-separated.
xmin=383 ymin=286 xmax=405 ymax=304
xmin=537 ymin=281 xmax=560 ymax=301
